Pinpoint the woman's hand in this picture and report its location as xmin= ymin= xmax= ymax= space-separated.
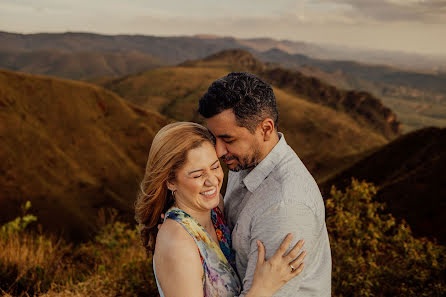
xmin=247 ymin=233 xmax=306 ymax=297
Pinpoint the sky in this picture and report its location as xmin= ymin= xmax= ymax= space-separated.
xmin=1 ymin=0 xmax=446 ymax=55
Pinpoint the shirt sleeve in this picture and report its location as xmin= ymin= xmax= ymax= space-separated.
xmin=239 ymin=201 xmax=320 ymax=297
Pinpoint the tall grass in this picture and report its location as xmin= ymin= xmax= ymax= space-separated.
xmin=0 ymin=206 xmax=158 ymax=297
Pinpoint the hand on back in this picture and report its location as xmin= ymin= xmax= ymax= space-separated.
xmin=248 ymin=233 xmax=306 ymax=297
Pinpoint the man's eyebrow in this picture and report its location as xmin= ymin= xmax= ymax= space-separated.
xmin=217 ymin=134 xmax=233 ymax=139
xmin=187 ymin=160 xmax=219 ymax=174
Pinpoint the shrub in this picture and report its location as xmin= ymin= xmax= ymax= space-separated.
xmin=326 ymin=179 xmax=446 ymax=296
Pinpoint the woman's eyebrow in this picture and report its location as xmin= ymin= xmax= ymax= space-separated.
xmin=187 ymin=160 xmax=219 ymax=174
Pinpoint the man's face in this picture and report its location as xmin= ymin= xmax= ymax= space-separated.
xmin=206 ymin=109 xmax=263 ymax=172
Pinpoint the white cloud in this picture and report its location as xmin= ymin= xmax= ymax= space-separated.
xmin=320 ymin=0 xmax=446 ymax=23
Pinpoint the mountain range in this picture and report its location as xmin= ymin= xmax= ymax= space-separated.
xmin=1 ymin=31 xmax=444 ymax=132
xmin=0 ymin=32 xmax=444 ymax=245
xmin=99 ymin=49 xmax=399 ymax=180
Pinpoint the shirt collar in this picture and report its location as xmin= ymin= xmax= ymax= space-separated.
xmin=242 ymin=132 xmax=287 ymax=193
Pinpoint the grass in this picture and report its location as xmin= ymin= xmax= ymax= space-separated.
xmin=2 ymin=182 xmax=445 ymax=297
xmin=0 ymin=68 xmax=169 ymax=242
xmin=0 ymin=218 xmax=157 ymax=297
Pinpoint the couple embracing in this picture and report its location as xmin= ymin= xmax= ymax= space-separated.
xmin=135 ymin=72 xmax=331 ymax=297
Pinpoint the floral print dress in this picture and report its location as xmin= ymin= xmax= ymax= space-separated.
xmin=154 ymin=207 xmax=241 ymax=297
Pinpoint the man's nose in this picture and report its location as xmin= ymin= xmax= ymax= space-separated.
xmin=215 ymin=138 xmax=228 ymax=158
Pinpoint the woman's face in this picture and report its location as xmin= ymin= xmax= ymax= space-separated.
xmin=168 ymin=141 xmax=224 ymax=214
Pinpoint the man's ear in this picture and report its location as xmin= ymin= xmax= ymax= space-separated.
xmin=259 ymin=118 xmax=275 ymax=141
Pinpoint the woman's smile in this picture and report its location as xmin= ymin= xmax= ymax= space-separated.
xmin=200 ymin=187 xmax=217 ymax=198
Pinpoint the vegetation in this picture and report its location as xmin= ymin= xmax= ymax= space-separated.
xmin=2 ymin=180 xmax=445 ymax=296
xmin=0 ymin=204 xmax=157 ymax=297
xmin=322 ymin=127 xmax=446 ymax=245
xmin=327 ymin=179 xmax=445 ymax=296
xmin=0 ymin=69 xmax=169 ymax=241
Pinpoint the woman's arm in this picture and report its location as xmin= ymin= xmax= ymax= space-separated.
xmin=155 ymin=219 xmax=204 ymax=297
xmin=155 ymin=221 xmax=305 ymax=297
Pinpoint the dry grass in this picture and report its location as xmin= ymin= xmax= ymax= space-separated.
xmin=0 ymin=220 xmax=158 ymax=297
xmin=0 ymin=68 xmax=169 ymax=242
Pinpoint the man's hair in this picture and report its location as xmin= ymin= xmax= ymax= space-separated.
xmin=198 ymin=72 xmax=278 ymax=132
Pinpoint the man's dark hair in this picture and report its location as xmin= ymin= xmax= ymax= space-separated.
xmin=198 ymin=72 xmax=278 ymax=133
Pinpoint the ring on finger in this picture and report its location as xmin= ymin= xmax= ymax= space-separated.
xmin=289 ymin=264 xmax=295 ymax=271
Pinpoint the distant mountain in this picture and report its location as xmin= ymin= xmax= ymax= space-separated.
xmin=258 ymin=48 xmax=446 ymax=132
xmin=2 ymin=31 xmax=445 ymax=72
xmin=0 ymin=50 xmax=163 ymax=80
xmin=240 ymin=37 xmax=446 ymax=72
xmin=1 ymin=31 xmax=442 ymax=132
xmin=0 ymin=31 xmax=249 ymax=65
xmin=321 ymin=127 xmax=446 ymax=244
xmin=99 ymin=49 xmax=398 ymax=180
xmin=0 ymin=68 xmax=169 ymax=241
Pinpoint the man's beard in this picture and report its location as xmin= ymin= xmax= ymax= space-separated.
xmin=223 ymin=147 xmax=262 ymax=172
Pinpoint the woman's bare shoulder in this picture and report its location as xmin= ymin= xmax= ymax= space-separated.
xmin=155 ymin=218 xmax=196 ymax=253
xmin=154 ymin=218 xmax=204 ymax=297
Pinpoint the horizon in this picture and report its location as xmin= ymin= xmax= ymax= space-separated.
xmin=1 ymin=0 xmax=446 ymax=56
xmin=2 ymin=29 xmax=446 ymax=59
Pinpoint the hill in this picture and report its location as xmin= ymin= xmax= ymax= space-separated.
xmin=321 ymin=127 xmax=446 ymax=244
xmin=0 ymin=49 xmax=163 ymax=80
xmin=99 ymin=50 xmax=398 ymax=180
xmin=0 ymin=68 xmax=169 ymax=241
xmin=258 ymin=48 xmax=446 ymax=131
xmin=182 ymin=49 xmax=401 ymax=139
xmin=1 ymin=32 xmax=443 ymax=132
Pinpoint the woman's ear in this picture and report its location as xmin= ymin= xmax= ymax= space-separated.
xmin=166 ymin=180 xmax=176 ymax=192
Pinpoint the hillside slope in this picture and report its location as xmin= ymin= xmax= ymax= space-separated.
xmin=0 ymin=68 xmax=169 ymax=241
xmin=258 ymin=48 xmax=446 ymax=131
xmin=0 ymin=50 xmax=163 ymax=80
xmin=321 ymin=127 xmax=446 ymax=244
xmin=100 ymin=50 xmax=396 ymax=180
xmin=182 ymin=49 xmax=401 ymax=139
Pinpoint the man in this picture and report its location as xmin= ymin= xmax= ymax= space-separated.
xmin=198 ymin=72 xmax=331 ymax=296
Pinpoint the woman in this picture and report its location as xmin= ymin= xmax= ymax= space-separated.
xmin=135 ymin=122 xmax=306 ymax=297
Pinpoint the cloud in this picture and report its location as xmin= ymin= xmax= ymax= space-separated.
xmin=322 ymin=0 xmax=446 ymax=23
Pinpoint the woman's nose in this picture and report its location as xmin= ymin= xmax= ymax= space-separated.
xmin=204 ymin=173 xmax=219 ymax=186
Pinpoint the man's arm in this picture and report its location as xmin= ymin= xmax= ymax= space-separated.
xmin=240 ymin=201 xmax=319 ymax=297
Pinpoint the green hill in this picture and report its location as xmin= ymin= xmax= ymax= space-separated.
xmin=0 ymin=68 xmax=169 ymax=241
xmin=99 ymin=50 xmax=398 ymax=180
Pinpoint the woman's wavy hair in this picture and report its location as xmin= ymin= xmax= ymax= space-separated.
xmin=135 ymin=122 xmax=215 ymax=256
